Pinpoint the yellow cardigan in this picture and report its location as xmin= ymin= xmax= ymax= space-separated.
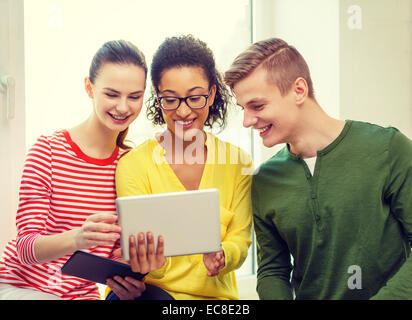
xmin=114 ymin=133 xmax=253 ymax=300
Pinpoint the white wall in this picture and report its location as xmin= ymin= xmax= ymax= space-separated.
xmin=339 ymin=0 xmax=412 ymax=138
xmin=0 ymin=0 xmax=25 ymax=252
xmin=253 ymin=0 xmax=340 ymax=164
xmin=23 ymin=0 xmax=252 ymax=152
xmin=253 ymin=0 xmax=412 ymax=165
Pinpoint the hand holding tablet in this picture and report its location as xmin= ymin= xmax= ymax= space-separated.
xmin=106 ymin=231 xmax=167 ymax=300
xmin=111 ymin=232 xmax=166 ymax=274
xmin=61 ymin=231 xmax=166 ymax=287
xmin=203 ymin=250 xmax=225 ymax=277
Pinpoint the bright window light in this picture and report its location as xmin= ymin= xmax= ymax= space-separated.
xmin=24 ymin=0 xmax=256 ymax=297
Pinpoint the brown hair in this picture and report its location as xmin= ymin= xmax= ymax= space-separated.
xmin=224 ymin=38 xmax=315 ymax=98
xmin=89 ymin=40 xmax=147 ymax=151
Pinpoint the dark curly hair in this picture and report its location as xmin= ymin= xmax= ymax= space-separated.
xmin=146 ymin=34 xmax=230 ymax=129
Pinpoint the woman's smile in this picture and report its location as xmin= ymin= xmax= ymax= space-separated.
xmin=174 ymin=118 xmax=196 ymax=129
xmin=107 ymin=112 xmax=132 ymax=124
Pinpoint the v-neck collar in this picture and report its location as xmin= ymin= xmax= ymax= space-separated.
xmin=154 ymin=131 xmax=213 ymax=191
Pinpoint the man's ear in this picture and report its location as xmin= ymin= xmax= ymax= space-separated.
xmin=293 ymin=77 xmax=309 ymax=105
xmin=84 ymin=77 xmax=94 ymax=99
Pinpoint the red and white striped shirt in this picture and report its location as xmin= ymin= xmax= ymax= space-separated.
xmin=0 ymin=130 xmax=121 ymax=300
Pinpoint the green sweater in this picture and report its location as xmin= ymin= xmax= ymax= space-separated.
xmin=252 ymin=120 xmax=412 ymax=300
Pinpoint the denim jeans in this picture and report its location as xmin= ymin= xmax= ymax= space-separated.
xmin=105 ymin=284 xmax=174 ymax=300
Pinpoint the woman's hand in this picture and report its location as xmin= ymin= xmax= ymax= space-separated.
xmin=112 ymin=232 xmax=166 ymax=274
xmin=33 ymin=213 xmax=120 ymax=264
xmin=106 ymin=276 xmax=146 ymax=300
xmin=107 ymin=232 xmax=165 ymax=300
xmin=75 ymin=213 xmax=121 ymax=250
xmin=130 ymin=232 xmax=166 ymax=273
xmin=203 ymin=251 xmax=225 ymax=276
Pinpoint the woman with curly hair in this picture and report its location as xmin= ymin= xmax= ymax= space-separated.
xmin=109 ymin=35 xmax=254 ymax=300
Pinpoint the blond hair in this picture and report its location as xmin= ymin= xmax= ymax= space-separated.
xmin=224 ymin=38 xmax=315 ymax=98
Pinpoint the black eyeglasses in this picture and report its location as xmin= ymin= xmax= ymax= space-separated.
xmin=157 ymin=88 xmax=212 ymax=111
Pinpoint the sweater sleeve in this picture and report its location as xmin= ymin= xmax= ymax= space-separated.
xmin=371 ymin=129 xmax=412 ymax=299
xmin=252 ymin=175 xmax=294 ymax=300
xmin=219 ymin=158 xmax=253 ymax=275
xmin=15 ymin=136 xmax=53 ymax=265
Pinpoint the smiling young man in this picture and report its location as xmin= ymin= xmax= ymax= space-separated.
xmin=224 ymin=38 xmax=412 ymax=300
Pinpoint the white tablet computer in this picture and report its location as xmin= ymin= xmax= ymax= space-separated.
xmin=116 ymin=188 xmax=222 ymax=260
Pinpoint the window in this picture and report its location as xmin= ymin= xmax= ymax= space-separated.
xmin=24 ymin=0 xmax=257 ymax=299
xmin=24 ymin=0 xmax=252 ymax=150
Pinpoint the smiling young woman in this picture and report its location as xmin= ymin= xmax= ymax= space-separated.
xmin=109 ymin=35 xmax=254 ymax=300
xmin=0 ymin=40 xmax=165 ymax=300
